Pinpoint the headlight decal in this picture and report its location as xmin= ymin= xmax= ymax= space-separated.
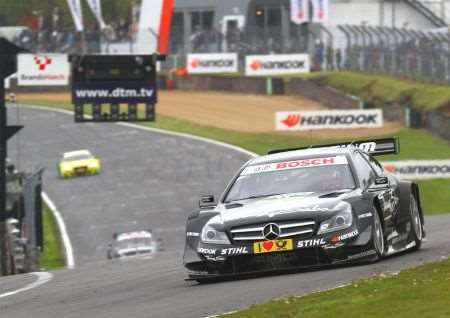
xmin=317 ymin=202 xmax=353 ymax=235
xmin=200 ymin=216 xmax=231 ymax=245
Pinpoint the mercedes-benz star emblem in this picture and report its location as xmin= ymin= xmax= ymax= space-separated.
xmin=263 ymin=223 xmax=280 ymax=240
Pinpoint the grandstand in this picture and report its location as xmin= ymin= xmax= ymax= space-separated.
xmin=169 ymin=0 xmax=448 ymax=55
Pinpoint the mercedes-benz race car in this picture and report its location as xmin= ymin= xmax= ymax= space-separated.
xmin=58 ymin=150 xmax=100 ymax=178
xmin=184 ymin=138 xmax=425 ymax=281
xmin=107 ymin=230 xmax=163 ymax=259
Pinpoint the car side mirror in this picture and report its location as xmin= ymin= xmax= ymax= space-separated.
xmin=368 ymin=176 xmax=389 ymax=192
xmin=199 ymin=195 xmax=216 ymax=209
xmin=375 ymin=176 xmax=389 ymax=185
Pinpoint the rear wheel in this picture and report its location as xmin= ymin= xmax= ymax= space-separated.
xmin=372 ymin=209 xmax=385 ymax=260
xmin=409 ymin=194 xmax=423 ymax=251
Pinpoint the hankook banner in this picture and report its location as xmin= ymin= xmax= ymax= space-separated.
xmin=18 ymin=54 xmax=70 ymax=86
xmin=276 ymin=109 xmax=383 ymax=130
xmin=382 ymin=160 xmax=450 ymax=180
xmin=246 ymin=54 xmax=310 ymax=76
xmin=187 ymin=53 xmax=238 ymax=74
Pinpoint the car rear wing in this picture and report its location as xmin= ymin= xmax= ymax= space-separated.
xmin=268 ymin=137 xmax=399 ymax=156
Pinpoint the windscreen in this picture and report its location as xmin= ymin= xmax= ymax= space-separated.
xmin=63 ymin=154 xmax=93 ymax=161
xmin=116 ymin=238 xmax=154 ymax=250
xmin=225 ymin=156 xmax=355 ymax=202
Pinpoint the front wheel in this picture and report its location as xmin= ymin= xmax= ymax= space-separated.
xmin=409 ymin=194 xmax=423 ymax=251
xmin=372 ymin=209 xmax=385 ymax=261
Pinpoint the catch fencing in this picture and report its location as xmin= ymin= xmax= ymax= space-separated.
xmin=318 ymin=25 xmax=450 ymax=84
xmin=4 ymin=23 xmax=450 ymax=84
xmin=164 ymin=24 xmax=450 ymax=84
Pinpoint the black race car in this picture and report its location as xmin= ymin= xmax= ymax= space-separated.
xmin=183 ymin=138 xmax=425 ymax=281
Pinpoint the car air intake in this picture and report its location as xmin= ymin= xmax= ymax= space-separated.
xmin=230 ymin=219 xmax=315 ymax=243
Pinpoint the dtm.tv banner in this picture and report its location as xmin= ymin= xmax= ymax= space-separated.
xmin=246 ymin=54 xmax=310 ymax=76
xmin=276 ymin=109 xmax=383 ymax=130
xmin=72 ymin=82 xmax=157 ymax=104
xmin=187 ymin=53 xmax=238 ymax=74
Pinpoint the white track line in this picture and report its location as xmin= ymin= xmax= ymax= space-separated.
xmin=118 ymin=122 xmax=258 ymax=158
xmin=42 ymin=192 xmax=75 ymax=269
xmin=0 ymin=272 xmax=53 ymax=299
xmin=12 ymin=104 xmax=258 ymax=158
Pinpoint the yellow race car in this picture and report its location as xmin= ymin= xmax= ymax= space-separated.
xmin=58 ymin=150 xmax=100 ymax=178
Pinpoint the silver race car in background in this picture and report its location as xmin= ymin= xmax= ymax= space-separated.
xmin=107 ymin=230 xmax=163 ymax=259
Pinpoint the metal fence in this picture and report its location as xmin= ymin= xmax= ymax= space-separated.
xmin=3 ymin=22 xmax=450 ymax=84
xmin=1 ymin=163 xmax=44 ymax=275
xmin=162 ymin=23 xmax=450 ymax=84
xmin=313 ymin=25 xmax=450 ymax=84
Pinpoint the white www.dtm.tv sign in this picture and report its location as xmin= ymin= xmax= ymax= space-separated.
xmin=187 ymin=53 xmax=238 ymax=74
xmin=276 ymin=109 xmax=383 ymax=130
xmin=246 ymin=54 xmax=310 ymax=76
xmin=18 ymin=54 xmax=69 ymax=86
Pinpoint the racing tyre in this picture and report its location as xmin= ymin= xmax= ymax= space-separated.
xmin=409 ymin=194 xmax=423 ymax=251
xmin=372 ymin=209 xmax=385 ymax=261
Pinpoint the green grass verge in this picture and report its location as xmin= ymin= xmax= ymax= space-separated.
xmin=285 ymin=71 xmax=450 ymax=111
xmin=18 ymin=100 xmax=450 ymax=215
xmin=39 ymin=205 xmax=65 ymax=271
xmin=223 ymin=257 xmax=450 ymax=318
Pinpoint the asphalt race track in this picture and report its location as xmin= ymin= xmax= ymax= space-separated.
xmin=6 ymin=106 xmax=250 ymax=264
xmin=1 ymin=106 xmax=450 ymax=318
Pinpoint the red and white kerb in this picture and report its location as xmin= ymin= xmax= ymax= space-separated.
xmin=241 ymin=156 xmax=348 ymax=175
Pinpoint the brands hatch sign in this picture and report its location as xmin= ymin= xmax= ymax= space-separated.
xmin=18 ymin=54 xmax=70 ymax=86
xmin=246 ymin=54 xmax=310 ymax=76
xmin=187 ymin=53 xmax=238 ymax=74
xmin=276 ymin=109 xmax=383 ymax=130
xmin=381 ymin=160 xmax=450 ymax=180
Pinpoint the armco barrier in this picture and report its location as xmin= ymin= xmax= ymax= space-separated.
xmin=285 ymin=79 xmax=361 ymax=110
xmin=382 ymin=103 xmax=404 ymax=123
xmin=231 ymin=77 xmax=266 ymax=94
xmin=365 ymin=101 xmax=404 ymax=123
xmin=425 ymin=110 xmax=450 ymax=141
xmin=173 ymin=75 xmax=275 ymax=95
xmin=174 ymin=75 xmax=213 ymax=91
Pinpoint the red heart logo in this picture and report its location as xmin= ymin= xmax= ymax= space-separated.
xmin=262 ymin=241 xmax=273 ymax=251
xmin=251 ymin=60 xmax=262 ymax=71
